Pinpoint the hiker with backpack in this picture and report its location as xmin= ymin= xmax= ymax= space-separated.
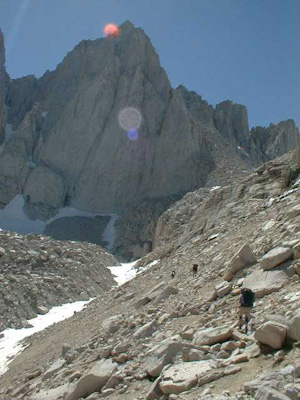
xmin=238 ymin=288 xmax=255 ymax=333
xmin=192 ymin=263 xmax=198 ymax=279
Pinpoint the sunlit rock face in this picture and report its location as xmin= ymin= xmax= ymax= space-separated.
xmin=249 ymin=120 xmax=300 ymax=164
xmin=0 ymin=21 xmax=298 ymax=230
xmin=0 ymin=22 xmax=244 ymax=218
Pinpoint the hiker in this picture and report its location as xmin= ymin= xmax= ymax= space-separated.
xmin=239 ymin=288 xmax=255 ymax=333
xmin=171 ymin=270 xmax=176 ymax=278
xmin=192 ymin=263 xmax=198 ymax=279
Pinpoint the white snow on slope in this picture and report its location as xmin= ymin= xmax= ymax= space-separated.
xmin=0 ymin=258 xmax=159 ymax=376
xmin=102 ymin=214 xmax=119 ymax=251
xmin=108 ymin=261 xmax=138 ymax=286
xmin=211 ymin=186 xmax=221 ymax=192
xmin=108 ymin=259 xmax=159 ymax=286
xmin=0 ymin=299 xmax=92 ymax=376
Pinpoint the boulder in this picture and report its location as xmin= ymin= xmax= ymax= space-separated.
xmin=146 ymin=377 xmax=163 ymax=400
xmin=0 ymin=247 xmax=5 ymax=256
xmin=244 ymin=342 xmax=261 ymax=358
xmin=254 ymin=322 xmax=287 ymax=349
xmin=215 ymin=281 xmax=232 ymax=297
xmin=287 ymin=312 xmax=300 ymax=342
xmin=159 ymin=360 xmax=217 ymax=395
xmin=294 ymin=263 xmax=300 ymax=276
xmin=42 ymin=359 xmax=66 ymax=381
xmin=134 ymin=285 xmax=179 ymax=308
xmin=113 ymin=342 xmax=131 ymax=355
xmin=243 ymin=270 xmax=288 ymax=298
xmin=182 ymin=348 xmax=205 ymax=362
xmin=260 ymin=247 xmax=293 ymax=270
xmin=192 ymin=325 xmax=233 ymax=346
xmin=134 ymin=296 xmax=151 ymax=309
xmin=36 ymin=306 xmax=49 ymax=315
xmin=102 ymin=315 xmax=121 ymax=334
xmin=133 ymin=319 xmax=158 ymax=339
xmin=224 ymin=243 xmax=257 ymax=281
xmin=65 ymin=359 xmax=118 ymax=400
xmin=152 ymin=285 xmax=179 ymax=304
xmin=145 ymin=340 xmax=183 ymax=377
xmin=221 ymin=353 xmax=249 ymax=366
xmin=254 ymin=386 xmax=291 ymax=400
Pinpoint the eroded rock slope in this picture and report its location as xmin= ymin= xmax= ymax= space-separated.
xmin=0 ymin=231 xmax=117 ymax=332
xmin=1 ymin=149 xmax=300 ymax=399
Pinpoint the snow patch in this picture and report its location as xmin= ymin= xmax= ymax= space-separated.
xmin=148 ymin=260 xmax=158 ymax=267
xmin=0 ymin=195 xmax=45 ymax=234
xmin=0 ymin=299 xmax=92 ymax=376
xmin=207 ymin=233 xmax=219 ymax=241
xmin=211 ymin=186 xmax=221 ymax=192
xmin=0 ymin=123 xmax=13 ymax=155
xmin=102 ymin=214 xmax=119 ymax=251
xmin=108 ymin=259 xmax=160 ymax=286
xmin=108 ymin=261 xmax=138 ymax=286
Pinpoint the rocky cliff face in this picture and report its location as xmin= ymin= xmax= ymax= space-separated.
xmin=250 ymin=120 xmax=300 ymax=164
xmin=0 ymin=22 xmax=299 ymax=258
xmin=0 ymin=22 xmax=248 ymax=220
xmin=0 ymin=29 xmax=8 ymax=145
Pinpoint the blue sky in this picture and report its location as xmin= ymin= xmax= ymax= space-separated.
xmin=0 ymin=0 xmax=299 ymax=128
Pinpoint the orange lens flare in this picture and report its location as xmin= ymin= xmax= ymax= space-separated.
xmin=103 ymin=23 xmax=120 ymax=37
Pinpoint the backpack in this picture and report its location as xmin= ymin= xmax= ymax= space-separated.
xmin=240 ymin=289 xmax=255 ymax=307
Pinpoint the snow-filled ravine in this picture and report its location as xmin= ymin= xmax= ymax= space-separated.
xmin=0 ymin=260 xmax=157 ymax=376
xmin=0 ymin=194 xmax=119 ymax=249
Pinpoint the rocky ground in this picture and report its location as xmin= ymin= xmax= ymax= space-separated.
xmin=1 ymin=149 xmax=300 ymax=399
xmin=0 ymin=232 xmax=117 ymax=332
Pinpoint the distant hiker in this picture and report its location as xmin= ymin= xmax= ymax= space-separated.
xmin=239 ymin=288 xmax=255 ymax=333
xmin=171 ymin=270 xmax=176 ymax=278
xmin=192 ymin=263 xmax=198 ymax=279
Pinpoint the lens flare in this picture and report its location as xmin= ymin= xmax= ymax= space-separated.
xmin=103 ymin=23 xmax=120 ymax=37
xmin=118 ymin=107 xmax=142 ymax=131
xmin=127 ymin=128 xmax=139 ymax=141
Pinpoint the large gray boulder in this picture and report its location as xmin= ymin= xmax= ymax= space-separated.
xmin=224 ymin=243 xmax=257 ymax=281
xmin=64 ymin=359 xmax=118 ymax=400
xmin=144 ymin=340 xmax=184 ymax=377
xmin=254 ymin=322 xmax=287 ymax=349
xmin=192 ymin=325 xmax=233 ymax=346
xmin=260 ymin=247 xmax=293 ymax=270
xmin=254 ymin=386 xmax=291 ymax=400
xmin=159 ymin=360 xmax=217 ymax=395
xmin=288 ymin=312 xmax=300 ymax=342
xmin=133 ymin=319 xmax=158 ymax=339
xmin=102 ymin=315 xmax=122 ymax=334
xmin=243 ymin=270 xmax=288 ymax=298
